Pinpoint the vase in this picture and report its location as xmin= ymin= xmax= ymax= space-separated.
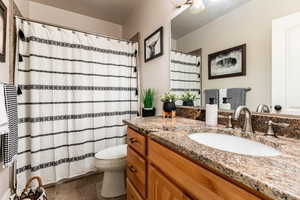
xmin=183 ymin=100 xmax=194 ymax=107
xmin=142 ymin=107 xmax=156 ymax=117
xmin=163 ymin=102 xmax=176 ymax=112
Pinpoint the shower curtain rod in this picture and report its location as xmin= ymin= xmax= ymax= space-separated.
xmin=171 ymin=49 xmax=191 ymax=55
xmin=15 ymin=16 xmax=135 ymax=44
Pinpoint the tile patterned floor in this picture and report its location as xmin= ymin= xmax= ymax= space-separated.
xmin=45 ymin=173 xmax=126 ymax=200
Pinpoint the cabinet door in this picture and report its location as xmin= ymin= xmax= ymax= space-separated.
xmin=272 ymin=12 xmax=300 ymax=115
xmin=148 ymin=139 xmax=262 ymax=200
xmin=148 ymin=165 xmax=186 ymax=200
xmin=127 ymin=179 xmax=144 ymax=200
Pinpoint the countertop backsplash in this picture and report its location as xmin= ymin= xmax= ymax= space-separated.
xmin=176 ymin=106 xmax=300 ymax=139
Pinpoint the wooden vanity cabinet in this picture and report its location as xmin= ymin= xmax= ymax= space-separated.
xmin=127 ymin=128 xmax=146 ymax=156
xmin=127 ymin=128 xmax=267 ymax=200
xmin=148 ymin=165 xmax=192 ymax=200
xmin=127 ymin=147 xmax=146 ymax=197
xmin=127 ymin=128 xmax=147 ymax=200
xmin=127 ymin=178 xmax=144 ymax=200
xmin=148 ymin=139 xmax=262 ymax=200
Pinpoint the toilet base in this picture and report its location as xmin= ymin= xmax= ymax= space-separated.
xmin=101 ymin=170 xmax=126 ymax=198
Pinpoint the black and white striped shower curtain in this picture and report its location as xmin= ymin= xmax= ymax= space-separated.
xmin=170 ymin=51 xmax=201 ymax=106
xmin=15 ymin=18 xmax=138 ymax=190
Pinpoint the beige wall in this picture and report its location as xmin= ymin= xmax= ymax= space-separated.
xmin=171 ymin=38 xmax=177 ymax=50
xmin=28 ymin=1 xmax=122 ymax=38
xmin=0 ymin=0 xmax=12 ymax=198
xmin=14 ymin=0 xmax=29 ymax=17
xmin=176 ymin=0 xmax=300 ymax=110
xmin=123 ymin=0 xmax=175 ymax=114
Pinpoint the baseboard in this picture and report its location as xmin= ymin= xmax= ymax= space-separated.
xmin=1 ymin=189 xmax=10 ymax=200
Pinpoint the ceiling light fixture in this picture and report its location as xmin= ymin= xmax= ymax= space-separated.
xmin=172 ymin=0 xmax=206 ymax=14
xmin=172 ymin=0 xmax=192 ymax=8
xmin=189 ymin=0 xmax=206 ymax=14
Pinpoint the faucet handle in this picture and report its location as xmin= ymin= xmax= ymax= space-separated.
xmin=226 ymin=115 xmax=233 ymax=129
xmin=265 ymin=120 xmax=289 ymax=137
xmin=218 ymin=115 xmax=233 ymax=129
xmin=266 ymin=120 xmax=289 ymax=128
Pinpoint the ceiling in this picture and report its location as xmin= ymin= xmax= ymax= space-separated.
xmin=30 ymin=0 xmax=141 ymax=25
xmin=172 ymin=0 xmax=251 ymax=39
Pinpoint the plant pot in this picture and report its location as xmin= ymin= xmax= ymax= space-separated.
xmin=183 ymin=100 xmax=194 ymax=107
xmin=142 ymin=107 xmax=156 ymax=117
xmin=163 ymin=102 xmax=176 ymax=113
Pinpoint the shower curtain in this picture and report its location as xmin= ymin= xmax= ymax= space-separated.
xmin=170 ymin=51 xmax=201 ymax=106
xmin=15 ymin=18 xmax=138 ymax=190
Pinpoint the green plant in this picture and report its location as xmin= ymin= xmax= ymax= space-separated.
xmin=180 ymin=91 xmax=199 ymax=102
xmin=160 ymin=92 xmax=177 ymax=103
xmin=142 ymin=88 xmax=155 ymax=109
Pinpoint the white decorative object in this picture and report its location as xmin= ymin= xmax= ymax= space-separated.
xmin=205 ymin=99 xmax=218 ymax=127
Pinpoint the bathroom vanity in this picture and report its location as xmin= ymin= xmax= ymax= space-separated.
xmin=124 ymin=117 xmax=300 ymax=200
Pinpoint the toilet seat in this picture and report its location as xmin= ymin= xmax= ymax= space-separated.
xmin=95 ymin=144 xmax=127 ymax=160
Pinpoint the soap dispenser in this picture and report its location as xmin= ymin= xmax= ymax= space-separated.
xmin=206 ymin=98 xmax=218 ymax=127
xmin=220 ymin=97 xmax=231 ymax=110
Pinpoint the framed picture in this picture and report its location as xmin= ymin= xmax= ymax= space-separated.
xmin=208 ymin=44 xmax=246 ymax=79
xmin=144 ymin=26 xmax=163 ymax=62
xmin=0 ymin=0 xmax=6 ymax=63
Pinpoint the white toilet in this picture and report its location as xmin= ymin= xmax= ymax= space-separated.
xmin=95 ymin=144 xmax=127 ymax=198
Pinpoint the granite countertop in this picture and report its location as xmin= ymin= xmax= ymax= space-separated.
xmin=124 ymin=116 xmax=300 ymax=200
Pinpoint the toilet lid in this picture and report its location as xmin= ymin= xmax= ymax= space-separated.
xmin=95 ymin=144 xmax=127 ymax=160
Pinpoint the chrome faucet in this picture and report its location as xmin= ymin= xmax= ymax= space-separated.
xmin=256 ymin=104 xmax=270 ymax=113
xmin=233 ymin=106 xmax=254 ymax=134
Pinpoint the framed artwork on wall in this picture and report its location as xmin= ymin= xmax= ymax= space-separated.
xmin=0 ymin=0 xmax=7 ymax=63
xmin=144 ymin=26 xmax=163 ymax=62
xmin=208 ymin=44 xmax=246 ymax=79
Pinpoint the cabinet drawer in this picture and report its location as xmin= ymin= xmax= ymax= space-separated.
xmin=127 ymin=147 xmax=146 ymax=198
xmin=127 ymin=179 xmax=144 ymax=200
xmin=148 ymin=139 xmax=261 ymax=200
xmin=127 ymin=128 xmax=146 ymax=156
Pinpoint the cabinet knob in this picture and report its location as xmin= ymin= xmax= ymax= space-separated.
xmin=129 ymin=165 xmax=137 ymax=173
xmin=129 ymin=137 xmax=138 ymax=144
xmin=274 ymin=105 xmax=282 ymax=111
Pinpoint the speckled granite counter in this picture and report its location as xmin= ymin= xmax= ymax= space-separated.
xmin=124 ymin=117 xmax=300 ymax=200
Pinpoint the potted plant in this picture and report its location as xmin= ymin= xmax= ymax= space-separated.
xmin=142 ymin=88 xmax=156 ymax=117
xmin=160 ymin=92 xmax=177 ymax=112
xmin=180 ymin=91 xmax=199 ymax=107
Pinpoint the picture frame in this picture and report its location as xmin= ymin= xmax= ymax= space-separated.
xmin=0 ymin=0 xmax=6 ymax=63
xmin=208 ymin=44 xmax=246 ymax=79
xmin=144 ymin=26 xmax=163 ymax=62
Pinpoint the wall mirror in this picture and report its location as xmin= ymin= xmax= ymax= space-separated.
xmin=170 ymin=0 xmax=300 ymax=116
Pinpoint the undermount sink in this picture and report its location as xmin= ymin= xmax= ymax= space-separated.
xmin=188 ymin=133 xmax=281 ymax=157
